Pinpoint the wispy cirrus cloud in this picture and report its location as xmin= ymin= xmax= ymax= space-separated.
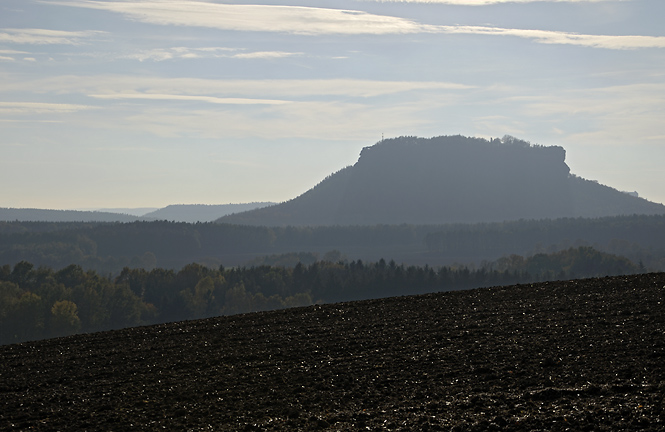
xmin=123 ymin=47 xmax=302 ymax=62
xmin=473 ymin=81 xmax=665 ymax=151
xmin=519 ymin=83 xmax=665 ymax=118
xmin=440 ymin=26 xmax=665 ymax=50
xmin=231 ymin=51 xmax=303 ymax=60
xmin=52 ymin=1 xmax=664 ymax=50
xmin=369 ymin=0 xmax=620 ymax=4
xmin=0 ymin=101 xmax=94 ymax=114
xmin=0 ymin=74 xmax=473 ymax=98
xmin=89 ymin=93 xmax=292 ymax=105
xmin=123 ymin=46 xmax=235 ymax=62
xmin=117 ymin=100 xmax=442 ymax=141
xmin=0 ymin=49 xmax=29 ymax=54
xmin=0 ymin=28 xmax=104 ymax=45
xmin=0 ymin=74 xmax=472 ymax=140
xmin=50 ymin=1 xmax=438 ymax=35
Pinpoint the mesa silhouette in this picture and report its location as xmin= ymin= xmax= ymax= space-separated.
xmin=218 ymin=135 xmax=665 ymax=226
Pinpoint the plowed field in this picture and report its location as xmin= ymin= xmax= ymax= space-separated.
xmin=2 ymin=274 xmax=665 ymax=431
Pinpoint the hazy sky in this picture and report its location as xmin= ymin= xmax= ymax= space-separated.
xmin=2 ymin=0 xmax=664 ymax=209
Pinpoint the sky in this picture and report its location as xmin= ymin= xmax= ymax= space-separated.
xmin=1 ymin=0 xmax=664 ymax=209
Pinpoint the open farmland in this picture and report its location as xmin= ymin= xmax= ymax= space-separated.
xmin=1 ymin=273 xmax=664 ymax=431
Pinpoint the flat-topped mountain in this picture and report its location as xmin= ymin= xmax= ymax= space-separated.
xmin=218 ymin=135 xmax=665 ymax=226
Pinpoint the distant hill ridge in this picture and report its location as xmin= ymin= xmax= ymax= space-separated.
xmin=0 ymin=208 xmax=148 ymax=223
xmin=0 ymin=203 xmax=274 ymax=223
xmin=143 ymin=203 xmax=274 ymax=223
xmin=218 ymin=135 xmax=665 ymax=226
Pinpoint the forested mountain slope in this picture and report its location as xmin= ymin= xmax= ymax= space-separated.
xmin=219 ymin=135 xmax=665 ymax=226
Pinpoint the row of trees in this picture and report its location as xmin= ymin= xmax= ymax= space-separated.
xmin=0 ymin=246 xmax=642 ymax=345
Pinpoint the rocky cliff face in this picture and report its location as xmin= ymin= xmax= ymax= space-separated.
xmin=334 ymin=135 xmax=573 ymax=224
xmin=219 ymin=135 xmax=665 ymax=226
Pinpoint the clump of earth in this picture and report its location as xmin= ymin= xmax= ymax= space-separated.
xmin=2 ymin=273 xmax=664 ymax=431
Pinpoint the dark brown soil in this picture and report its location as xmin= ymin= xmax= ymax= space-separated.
xmin=2 ymin=274 xmax=665 ymax=431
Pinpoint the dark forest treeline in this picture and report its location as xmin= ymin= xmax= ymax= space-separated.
xmin=0 ymin=246 xmax=641 ymax=345
xmin=0 ymin=214 xmax=664 ymax=273
xmin=423 ymin=214 xmax=665 ymax=268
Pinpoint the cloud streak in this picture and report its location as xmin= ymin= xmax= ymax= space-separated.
xmin=54 ymin=1 xmax=436 ymax=35
xmin=441 ymin=26 xmax=665 ymax=50
xmin=231 ymin=51 xmax=303 ymax=60
xmin=52 ymin=1 xmax=665 ymax=50
xmin=0 ymin=102 xmax=94 ymax=114
xmin=371 ymin=0 xmax=618 ymax=4
xmin=119 ymin=100 xmax=441 ymax=141
xmin=123 ymin=47 xmax=302 ymax=62
xmin=0 ymin=28 xmax=104 ymax=45
xmin=89 ymin=93 xmax=292 ymax=105
xmin=123 ymin=46 xmax=235 ymax=62
xmin=0 ymin=73 xmax=471 ymax=140
xmin=0 ymin=75 xmax=473 ymax=99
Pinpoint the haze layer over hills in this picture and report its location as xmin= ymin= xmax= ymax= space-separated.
xmin=219 ymin=135 xmax=665 ymax=226
xmin=142 ymin=203 xmax=274 ymax=223
xmin=0 ymin=208 xmax=148 ymax=223
xmin=0 ymin=203 xmax=273 ymax=223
